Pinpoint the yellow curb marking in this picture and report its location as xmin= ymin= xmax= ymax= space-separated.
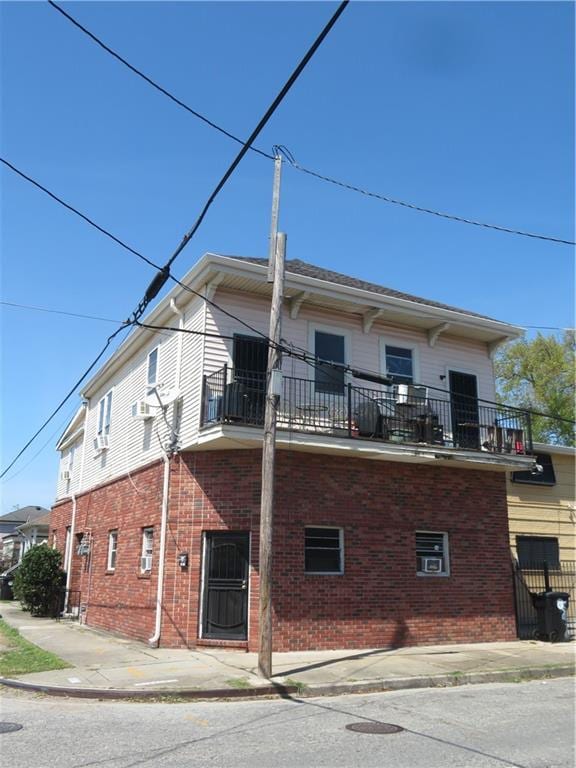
xmin=126 ymin=667 xmax=145 ymax=678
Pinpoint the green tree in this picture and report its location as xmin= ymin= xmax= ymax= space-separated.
xmin=495 ymin=331 xmax=575 ymax=446
xmin=12 ymin=545 xmax=66 ymax=617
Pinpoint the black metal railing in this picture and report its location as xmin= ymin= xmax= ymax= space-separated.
xmin=201 ymin=367 xmax=533 ymax=456
xmin=513 ymin=560 xmax=576 ymax=639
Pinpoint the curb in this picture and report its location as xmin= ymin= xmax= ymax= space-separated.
xmin=1 ymin=664 xmax=573 ymax=701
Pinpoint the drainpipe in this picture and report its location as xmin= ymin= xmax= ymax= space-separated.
xmin=170 ymin=298 xmax=184 ymax=391
xmin=148 ymin=300 xmax=182 ymax=647
xmin=64 ymin=494 xmax=77 ymax=614
xmin=148 ymin=452 xmax=170 ymax=647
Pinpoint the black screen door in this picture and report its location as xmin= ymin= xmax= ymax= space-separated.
xmin=233 ymin=335 xmax=268 ymax=387
xmin=202 ymin=532 xmax=249 ymax=640
xmin=230 ymin=335 xmax=268 ymax=423
xmin=449 ymin=371 xmax=479 ymax=449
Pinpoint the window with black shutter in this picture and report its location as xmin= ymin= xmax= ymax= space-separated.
xmin=516 ymin=536 xmax=560 ymax=568
xmin=512 ymin=454 xmax=556 ymax=486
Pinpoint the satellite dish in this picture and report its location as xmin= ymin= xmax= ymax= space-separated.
xmin=145 ymin=386 xmax=181 ymax=408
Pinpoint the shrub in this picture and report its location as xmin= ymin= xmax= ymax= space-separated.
xmin=12 ymin=545 xmax=66 ymax=617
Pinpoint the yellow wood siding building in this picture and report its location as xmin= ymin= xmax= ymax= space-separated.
xmin=507 ymin=444 xmax=576 ymax=562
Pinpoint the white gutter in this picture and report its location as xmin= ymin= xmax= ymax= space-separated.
xmin=148 ymin=453 xmax=170 ymax=647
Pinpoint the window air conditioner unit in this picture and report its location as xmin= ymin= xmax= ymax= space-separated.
xmin=77 ymin=540 xmax=90 ymax=557
xmin=141 ymin=555 xmax=152 ymax=572
xmin=423 ymin=557 xmax=443 ymax=573
xmin=94 ymin=435 xmax=110 ymax=451
xmin=396 ymin=384 xmax=409 ymax=404
xmin=133 ymin=400 xmax=153 ymax=420
xmin=61 ymin=469 xmax=72 ymax=481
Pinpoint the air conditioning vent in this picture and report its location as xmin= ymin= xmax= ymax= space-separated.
xmin=77 ymin=540 xmax=90 ymax=557
xmin=133 ymin=400 xmax=153 ymax=420
xmin=423 ymin=557 xmax=443 ymax=573
xmin=94 ymin=435 xmax=110 ymax=452
xmin=140 ymin=555 xmax=153 ymax=572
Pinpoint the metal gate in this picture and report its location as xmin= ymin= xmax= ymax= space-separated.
xmin=512 ymin=560 xmax=576 ymax=639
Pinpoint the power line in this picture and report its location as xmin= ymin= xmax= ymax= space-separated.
xmin=280 ymin=152 xmax=576 ymax=247
xmin=0 ymin=158 xmax=161 ymax=270
xmin=160 ymin=2 xmax=349 ymax=274
xmin=1 ymin=4 xmax=348 ymax=476
xmin=48 ymin=3 xmax=575 ymax=247
xmin=0 ymin=159 xmax=276 ymax=341
xmin=3 ymin=300 xmax=573 ymax=337
xmin=2 ymin=403 xmax=80 ymax=484
xmin=0 ymin=323 xmax=131 ymax=479
xmin=1 ymin=300 xmax=121 ymax=324
xmin=48 ymin=0 xmax=274 ymax=161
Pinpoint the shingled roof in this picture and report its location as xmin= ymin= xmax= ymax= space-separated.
xmin=226 ymin=256 xmax=494 ymax=321
xmin=0 ymin=506 xmax=49 ymax=524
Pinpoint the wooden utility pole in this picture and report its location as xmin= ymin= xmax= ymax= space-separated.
xmin=267 ymin=154 xmax=282 ymax=282
xmin=258 ymin=229 xmax=286 ymax=679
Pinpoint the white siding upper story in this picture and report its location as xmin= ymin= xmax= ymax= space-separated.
xmin=54 ymin=253 xmax=531 ymax=502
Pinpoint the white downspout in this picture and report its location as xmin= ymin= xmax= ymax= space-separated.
xmin=148 ymin=452 xmax=170 ymax=647
xmin=170 ymin=297 xmax=184 ymax=390
xmin=148 ymin=300 xmax=182 ymax=647
xmin=65 ymin=495 xmax=77 ymax=590
xmin=67 ymin=402 xmax=89 ymax=616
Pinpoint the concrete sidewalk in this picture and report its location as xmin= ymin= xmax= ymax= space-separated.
xmin=1 ymin=601 xmax=574 ymax=700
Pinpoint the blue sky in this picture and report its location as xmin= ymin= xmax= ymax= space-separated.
xmin=1 ymin=1 xmax=574 ymax=513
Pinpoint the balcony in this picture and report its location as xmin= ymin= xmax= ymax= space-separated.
xmin=200 ymin=367 xmax=533 ymax=458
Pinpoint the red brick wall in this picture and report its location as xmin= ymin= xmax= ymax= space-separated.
xmin=52 ymin=450 xmax=516 ymax=650
xmin=51 ymin=461 xmax=164 ymax=643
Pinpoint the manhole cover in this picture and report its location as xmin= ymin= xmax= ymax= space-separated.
xmin=345 ymin=722 xmax=404 ymax=734
xmin=0 ymin=723 xmax=23 ymax=734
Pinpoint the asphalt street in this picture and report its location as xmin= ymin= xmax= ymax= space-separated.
xmin=1 ymin=678 xmax=574 ymax=768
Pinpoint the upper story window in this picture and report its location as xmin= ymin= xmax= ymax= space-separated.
xmin=512 ymin=453 xmax=556 ymax=486
xmin=385 ymin=345 xmax=414 ymax=385
xmin=315 ymin=331 xmax=346 ymax=395
xmin=147 ymin=348 xmax=159 ymax=393
xmin=98 ymin=391 xmax=113 ymax=436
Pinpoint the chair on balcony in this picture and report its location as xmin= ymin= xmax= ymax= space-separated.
xmin=355 ymin=400 xmax=382 ymax=438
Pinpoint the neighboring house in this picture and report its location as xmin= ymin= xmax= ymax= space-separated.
xmin=16 ymin=513 xmax=50 ymax=558
xmin=507 ymin=444 xmax=576 ymax=564
xmin=0 ymin=506 xmax=50 ymax=571
xmin=51 ymin=254 xmax=536 ymax=651
xmin=506 ymin=444 xmax=575 ymax=638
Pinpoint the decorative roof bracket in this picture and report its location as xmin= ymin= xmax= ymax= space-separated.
xmin=362 ymin=307 xmax=385 ymax=334
xmin=428 ymin=322 xmax=451 ymax=347
xmin=203 ymin=274 xmax=224 ymax=302
xmin=289 ymin=291 xmax=309 ymax=319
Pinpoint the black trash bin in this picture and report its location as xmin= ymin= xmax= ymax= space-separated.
xmin=531 ymin=591 xmax=570 ymax=642
xmin=0 ymin=576 xmax=14 ymax=601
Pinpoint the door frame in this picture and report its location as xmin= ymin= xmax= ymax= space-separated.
xmin=198 ymin=531 xmax=251 ymax=641
xmin=447 ymin=368 xmax=480 ymax=449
